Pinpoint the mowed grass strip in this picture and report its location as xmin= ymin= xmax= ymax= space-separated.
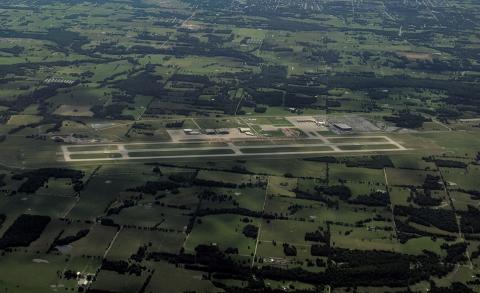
xmin=240 ymin=146 xmax=332 ymax=154
xmin=233 ymin=140 xmax=275 ymax=146
xmin=270 ymin=139 xmax=325 ymax=145
xmin=234 ymin=139 xmax=325 ymax=147
xmin=124 ymin=142 xmax=228 ymax=150
xmin=326 ymin=137 xmax=389 ymax=144
xmin=68 ymin=145 xmax=119 ymax=152
xmin=70 ymin=153 xmax=122 ymax=159
xmin=337 ymin=144 xmax=399 ymax=151
xmin=128 ymin=149 xmax=235 ymax=157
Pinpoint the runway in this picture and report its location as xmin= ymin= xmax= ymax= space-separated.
xmin=60 ymin=135 xmax=408 ymax=162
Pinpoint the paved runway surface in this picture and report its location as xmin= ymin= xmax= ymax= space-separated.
xmin=60 ymin=135 xmax=408 ymax=162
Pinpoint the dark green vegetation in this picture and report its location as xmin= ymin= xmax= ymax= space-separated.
xmin=0 ymin=0 xmax=479 ymax=292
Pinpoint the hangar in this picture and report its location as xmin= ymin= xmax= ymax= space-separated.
xmin=333 ymin=123 xmax=353 ymax=131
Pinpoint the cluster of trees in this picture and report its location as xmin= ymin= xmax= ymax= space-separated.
xmin=441 ymin=242 xmax=468 ymax=264
xmin=127 ymin=181 xmax=180 ymax=195
xmin=394 ymin=206 xmax=458 ymax=232
xmin=91 ymin=103 xmax=133 ymax=120
xmin=193 ymin=178 xmax=238 ymax=188
xmin=304 ymin=229 xmax=328 ymax=243
xmin=296 ymin=191 xmax=338 ymax=208
xmin=306 ymin=48 xmax=340 ymax=63
xmin=430 ymin=282 xmax=475 ymax=293
xmin=256 ymin=248 xmax=452 ymax=287
xmin=197 ymin=189 xmax=235 ymax=204
xmin=0 ymin=214 xmax=50 ymax=249
xmin=395 ymin=219 xmax=446 ymax=243
xmin=106 ymin=199 xmax=135 ymax=216
xmin=384 ymin=110 xmax=430 ymax=128
xmin=115 ymin=71 xmax=164 ymax=98
xmin=316 ymin=185 xmax=352 ymax=201
xmin=282 ymin=243 xmax=297 ymax=256
xmin=434 ymin=159 xmax=468 ymax=169
xmin=12 ymin=168 xmax=84 ymax=194
xmin=49 ymin=229 xmax=90 ymax=252
xmin=348 ymin=191 xmax=390 ymax=207
xmin=242 ymin=224 xmax=259 ymax=239
xmin=0 ymin=28 xmax=88 ymax=55
xmin=101 ymin=260 xmax=146 ymax=276
xmin=130 ymin=245 xmax=147 ymax=262
xmin=0 ymin=45 xmax=24 ymax=56
xmin=459 ymin=206 xmax=480 ymax=234
xmin=423 ymin=174 xmax=443 ymax=190
xmin=165 ymin=120 xmax=185 ymax=128
xmin=244 ymin=89 xmax=284 ymax=107
xmin=342 ymin=155 xmax=394 ymax=169
xmin=410 ymin=188 xmax=443 ymax=207
xmin=143 ymin=236 xmax=456 ymax=289
xmin=310 ymin=244 xmax=330 ymax=257
xmin=195 ymin=207 xmax=284 ymax=221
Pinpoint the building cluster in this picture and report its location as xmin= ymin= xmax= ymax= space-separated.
xmin=44 ymin=78 xmax=76 ymax=85
xmin=183 ymin=127 xmax=256 ymax=136
xmin=238 ymin=127 xmax=255 ymax=136
xmin=333 ymin=123 xmax=353 ymax=131
xmin=183 ymin=128 xmax=231 ymax=135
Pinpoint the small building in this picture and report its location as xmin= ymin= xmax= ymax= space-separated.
xmin=205 ymin=129 xmax=216 ymax=135
xmin=184 ymin=129 xmax=200 ymax=135
xmin=238 ymin=127 xmax=251 ymax=133
xmin=333 ymin=123 xmax=352 ymax=131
